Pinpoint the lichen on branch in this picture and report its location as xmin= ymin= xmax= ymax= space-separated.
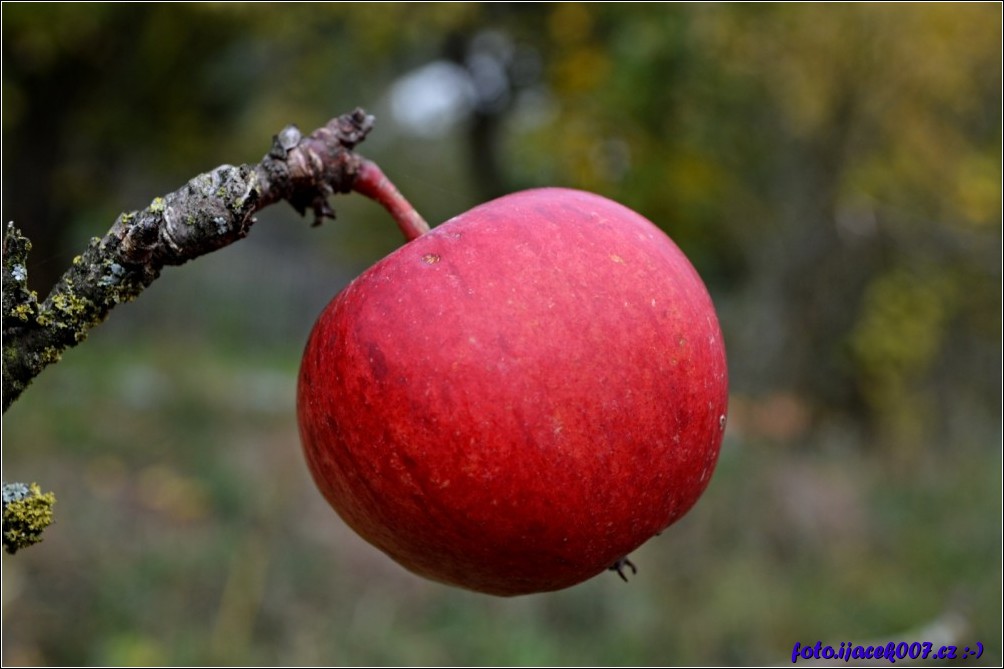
xmin=2 ymin=482 xmax=56 ymax=554
xmin=2 ymin=108 xmax=376 ymax=414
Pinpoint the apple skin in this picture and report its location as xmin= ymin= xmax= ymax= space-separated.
xmin=297 ymin=187 xmax=728 ymax=596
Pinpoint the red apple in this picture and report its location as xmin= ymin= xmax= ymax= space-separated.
xmin=297 ymin=181 xmax=728 ymax=596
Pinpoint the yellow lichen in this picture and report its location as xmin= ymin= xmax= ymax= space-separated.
xmin=11 ymin=303 xmax=34 ymax=321
xmin=3 ymin=483 xmax=56 ymax=555
xmin=51 ymin=292 xmax=89 ymax=318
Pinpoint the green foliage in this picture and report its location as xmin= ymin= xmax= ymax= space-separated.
xmin=850 ymin=267 xmax=958 ymax=447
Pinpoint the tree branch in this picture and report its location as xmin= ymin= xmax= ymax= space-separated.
xmin=2 ymin=108 xmax=376 ymax=413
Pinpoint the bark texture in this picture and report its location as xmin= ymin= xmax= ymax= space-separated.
xmin=2 ymin=108 xmax=375 ymax=412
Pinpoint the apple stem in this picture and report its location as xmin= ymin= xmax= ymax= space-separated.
xmin=353 ymin=160 xmax=431 ymax=241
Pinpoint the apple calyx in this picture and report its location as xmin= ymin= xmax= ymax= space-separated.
xmin=609 ymin=557 xmax=638 ymax=583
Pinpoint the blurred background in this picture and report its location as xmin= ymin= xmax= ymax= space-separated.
xmin=2 ymin=4 xmax=1000 ymax=665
